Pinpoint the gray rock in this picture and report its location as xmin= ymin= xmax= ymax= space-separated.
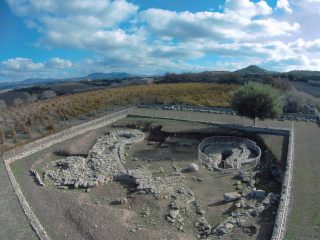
xmin=114 ymin=197 xmax=128 ymax=205
xmin=254 ymin=189 xmax=265 ymax=198
xmin=256 ymin=204 xmax=265 ymax=213
xmin=249 ymin=209 xmax=258 ymax=217
xmin=30 ymin=169 xmax=45 ymax=186
xmin=216 ymin=227 xmax=227 ymax=236
xmin=224 ymin=192 xmax=241 ymax=202
xmin=169 ymin=210 xmax=180 ymax=219
xmin=242 ymin=176 xmax=251 ymax=183
xmin=225 ymin=223 xmax=234 ymax=230
xmin=186 ymin=163 xmax=199 ymax=172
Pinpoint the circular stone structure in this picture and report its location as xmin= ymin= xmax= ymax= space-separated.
xmin=198 ymin=136 xmax=261 ymax=173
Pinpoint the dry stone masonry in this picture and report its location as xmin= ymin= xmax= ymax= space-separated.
xmin=139 ymin=104 xmax=320 ymax=123
xmin=43 ymin=130 xmax=145 ymax=189
xmin=2 ymin=106 xmax=295 ymax=240
xmin=198 ymin=136 xmax=261 ymax=173
xmin=2 ymin=108 xmax=134 ymax=240
xmin=213 ymin=168 xmax=280 ymax=237
xmin=129 ymin=107 xmax=295 ymax=240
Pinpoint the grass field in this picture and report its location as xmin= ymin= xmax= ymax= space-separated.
xmin=0 ymin=162 xmax=37 ymax=240
xmin=284 ymin=122 xmax=320 ymax=240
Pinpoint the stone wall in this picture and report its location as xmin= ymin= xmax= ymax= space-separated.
xmin=4 ymin=161 xmax=50 ymax=240
xmin=3 ymin=108 xmax=134 ymax=163
xmin=198 ymin=136 xmax=261 ymax=173
xmin=139 ymin=104 xmax=319 ymax=123
xmin=2 ymin=107 xmax=135 ymax=240
xmin=270 ymin=125 xmax=295 ymax=240
xmin=128 ymin=107 xmax=294 ymax=240
xmin=2 ymin=106 xmax=295 ymax=240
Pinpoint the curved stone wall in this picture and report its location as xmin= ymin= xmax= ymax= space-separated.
xmin=198 ymin=136 xmax=261 ymax=173
xmin=129 ymin=107 xmax=295 ymax=240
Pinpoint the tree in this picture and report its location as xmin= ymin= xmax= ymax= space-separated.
xmin=231 ymin=82 xmax=283 ymax=125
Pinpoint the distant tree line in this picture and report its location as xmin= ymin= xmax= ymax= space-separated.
xmin=158 ymin=71 xmax=292 ymax=91
xmin=159 ymin=72 xmax=243 ymax=84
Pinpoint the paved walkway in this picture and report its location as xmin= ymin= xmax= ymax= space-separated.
xmin=0 ymin=162 xmax=37 ymax=240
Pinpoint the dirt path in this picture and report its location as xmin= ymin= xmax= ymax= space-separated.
xmin=0 ymin=162 xmax=37 ymax=240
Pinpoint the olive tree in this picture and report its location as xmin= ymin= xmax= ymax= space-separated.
xmin=231 ymin=82 xmax=283 ymax=125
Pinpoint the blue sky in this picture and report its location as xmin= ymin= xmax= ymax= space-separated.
xmin=1 ymin=0 xmax=320 ymax=82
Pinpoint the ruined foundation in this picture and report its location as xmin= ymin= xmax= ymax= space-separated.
xmin=198 ymin=136 xmax=261 ymax=173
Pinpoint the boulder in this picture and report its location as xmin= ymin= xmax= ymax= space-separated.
xmin=186 ymin=163 xmax=199 ymax=172
xmin=169 ymin=210 xmax=180 ymax=219
xmin=224 ymin=192 xmax=241 ymax=202
xmin=114 ymin=197 xmax=128 ymax=205
xmin=236 ymin=170 xmax=246 ymax=180
xmin=216 ymin=227 xmax=227 ymax=236
xmin=251 ymin=189 xmax=265 ymax=198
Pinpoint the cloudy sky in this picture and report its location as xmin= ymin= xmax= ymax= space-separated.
xmin=1 ymin=0 xmax=320 ymax=82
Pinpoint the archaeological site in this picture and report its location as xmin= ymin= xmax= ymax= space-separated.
xmin=3 ymin=108 xmax=293 ymax=240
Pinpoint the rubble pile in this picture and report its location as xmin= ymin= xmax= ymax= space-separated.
xmin=213 ymin=169 xmax=280 ymax=237
xmin=43 ymin=130 xmax=145 ymax=189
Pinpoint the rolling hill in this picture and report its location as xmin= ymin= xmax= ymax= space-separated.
xmin=234 ymin=65 xmax=269 ymax=74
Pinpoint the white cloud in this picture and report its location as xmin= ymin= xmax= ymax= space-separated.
xmin=6 ymin=0 xmax=139 ymax=49
xmin=1 ymin=58 xmax=44 ymax=71
xmin=0 ymin=57 xmax=73 ymax=81
xmin=46 ymin=58 xmax=72 ymax=69
xmin=225 ymin=0 xmax=273 ymax=17
xmin=141 ymin=1 xmax=298 ymax=42
xmin=3 ymin=0 xmax=320 ymax=79
xmin=276 ymin=0 xmax=292 ymax=13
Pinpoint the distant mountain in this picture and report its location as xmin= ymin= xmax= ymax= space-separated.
xmin=234 ymin=65 xmax=268 ymax=74
xmin=0 ymin=72 xmax=136 ymax=89
xmin=84 ymin=72 xmax=134 ymax=80
xmin=21 ymin=77 xmax=59 ymax=85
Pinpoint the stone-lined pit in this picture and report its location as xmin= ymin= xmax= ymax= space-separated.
xmin=198 ymin=136 xmax=261 ymax=173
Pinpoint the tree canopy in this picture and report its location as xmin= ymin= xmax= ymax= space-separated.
xmin=231 ymin=82 xmax=283 ymax=124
